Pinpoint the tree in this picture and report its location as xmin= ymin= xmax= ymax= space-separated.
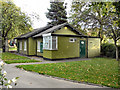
xmin=46 ymin=1 xmax=67 ymax=26
xmin=104 ymin=1 xmax=120 ymax=61
xmin=1 ymin=0 xmax=32 ymax=52
xmin=69 ymin=2 xmax=114 ymax=41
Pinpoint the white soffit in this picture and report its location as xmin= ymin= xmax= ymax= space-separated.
xmin=42 ymin=33 xmax=51 ymax=37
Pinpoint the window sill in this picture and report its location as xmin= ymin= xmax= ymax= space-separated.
xmin=69 ymin=41 xmax=75 ymax=42
xmin=37 ymin=50 xmax=40 ymax=52
xmin=43 ymin=49 xmax=58 ymax=51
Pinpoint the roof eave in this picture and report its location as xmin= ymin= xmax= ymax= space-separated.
xmin=14 ymin=37 xmax=28 ymax=39
xmin=51 ymin=34 xmax=87 ymax=37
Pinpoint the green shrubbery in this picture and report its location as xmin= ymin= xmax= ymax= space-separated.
xmin=101 ymin=43 xmax=120 ymax=58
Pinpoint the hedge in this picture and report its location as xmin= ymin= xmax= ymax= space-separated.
xmin=101 ymin=43 xmax=120 ymax=58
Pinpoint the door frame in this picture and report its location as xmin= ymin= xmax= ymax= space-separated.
xmin=80 ymin=40 xmax=86 ymax=58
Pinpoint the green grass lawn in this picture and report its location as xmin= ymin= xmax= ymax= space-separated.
xmin=0 ymin=52 xmax=29 ymax=60
xmin=4 ymin=59 xmax=40 ymax=64
xmin=16 ymin=58 xmax=120 ymax=88
xmin=0 ymin=52 xmax=41 ymax=64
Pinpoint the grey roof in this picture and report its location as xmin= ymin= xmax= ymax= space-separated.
xmin=33 ymin=23 xmax=84 ymax=38
xmin=15 ymin=23 xmax=85 ymax=39
xmin=15 ymin=25 xmax=53 ymax=39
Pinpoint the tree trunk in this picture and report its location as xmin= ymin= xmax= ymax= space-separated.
xmin=2 ymin=37 xmax=6 ymax=52
xmin=115 ymin=45 xmax=119 ymax=61
xmin=2 ymin=37 xmax=9 ymax=52
xmin=98 ymin=25 xmax=103 ymax=42
xmin=114 ymin=40 xmax=119 ymax=61
xmin=2 ymin=45 xmax=5 ymax=52
xmin=5 ymin=38 xmax=9 ymax=52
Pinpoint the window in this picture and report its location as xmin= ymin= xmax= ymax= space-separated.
xmin=24 ymin=41 xmax=27 ymax=51
xmin=20 ymin=42 xmax=22 ymax=50
xmin=37 ymin=41 xmax=40 ymax=52
xmin=69 ymin=38 xmax=76 ymax=42
xmin=43 ymin=36 xmax=57 ymax=50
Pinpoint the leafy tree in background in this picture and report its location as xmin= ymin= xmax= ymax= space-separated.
xmin=46 ymin=1 xmax=67 ymax=26
xmin=104 ymin=1 xmax=120 ymax=61
xmin=0 ymin=0 xmax=32 ymax=52
xmin=103 ymin=1 xmax=120 ymax=61
xmin=69 ymin=2 xmax=88 ymax=35
xmin=69 ymin=2 xmax=114 ymax=40
xmin=113 ymin=1 xmax=120 ymax=27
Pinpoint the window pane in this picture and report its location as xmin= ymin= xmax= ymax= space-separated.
xmin=24 ymin=41 xmax=26 ymax=51
xmin=52 ymin=42 xmax=56 ymax=49
xmin=52 ymin=37 xmax=57 ymax=50
xmin=49 ymin=39 xmax=51 ymax=49
xmin=38 ymin=41 xmax=40 ymax=49
xmin=20 ymin=42 xmax=22 ymax=50
xmin=52 ymin=36 xmax=56 ymax=40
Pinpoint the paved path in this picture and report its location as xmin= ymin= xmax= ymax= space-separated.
xmin=8 ymin=57 xmax=92 ymax=65
xmin=4 ymin=64 xmax=107 ymax=88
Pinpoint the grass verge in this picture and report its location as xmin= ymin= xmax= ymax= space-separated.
xmin=16 ymin=58 xmax=120 ymax=88
xmin=5 ymin=59 xmax=41 ymax=64
xmin=0 ymin=52 xmax=41 ymax=64
xmin=1 ymin=52 xmax=29 ymax=60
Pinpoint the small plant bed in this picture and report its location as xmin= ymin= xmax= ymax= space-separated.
xmin=16 ymin=58 xmax=119 ymax=88
xmin=1 ymin=52 xmax=29 ymax=60
xmin=4 ymin=59 xmax=41 ymax=64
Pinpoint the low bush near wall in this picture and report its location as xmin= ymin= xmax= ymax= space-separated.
xmin=101 ymin=43 xmax=120 ymax=58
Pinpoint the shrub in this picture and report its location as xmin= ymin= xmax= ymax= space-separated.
xmin=101 ymin=43 xmax=120 ymax=58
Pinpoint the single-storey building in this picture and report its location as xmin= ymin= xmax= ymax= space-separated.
xmin=15 ymin=23 xmax=101 ymax=60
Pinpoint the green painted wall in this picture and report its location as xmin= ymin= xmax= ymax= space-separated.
xmin=36 ymin=37 xmax=43 ymax=56
xmin=28 ymin=37 xmax=36 ymax=55
xmin=43 ymin=50 xmax=52 ymax=59
xmin=53 ymin=27 xmax=78 ymax=35
xmin=17 ymin=37 xmax=36 ymax=56
xmin=88 ymin=38 xmax=100 ymax=57
xmin=17 ymin=39 xmax=28 ymax=55
xmin=52 ymin=36 xmax=79 ymax=59
xmin=43 ymin=36 xmax=87 ymax=59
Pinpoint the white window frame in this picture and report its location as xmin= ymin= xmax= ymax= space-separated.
xmin=20 ymin=41 xmax=22 ymax=50
xmin=51 ymin=36 xmax=58 ymax=50
xmin=69 ymin=38 xmax=76 ymax=42
xmin=43 ymin=33 xmax=58 ymax=50
xmin=37 ymin=41 xmax=40 ymax=52
xmin=24 ymin=41 xmax=27 ymax=51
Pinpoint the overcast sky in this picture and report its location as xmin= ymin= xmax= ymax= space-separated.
xmin=13 ymin=0 xmax=72 ymax=29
